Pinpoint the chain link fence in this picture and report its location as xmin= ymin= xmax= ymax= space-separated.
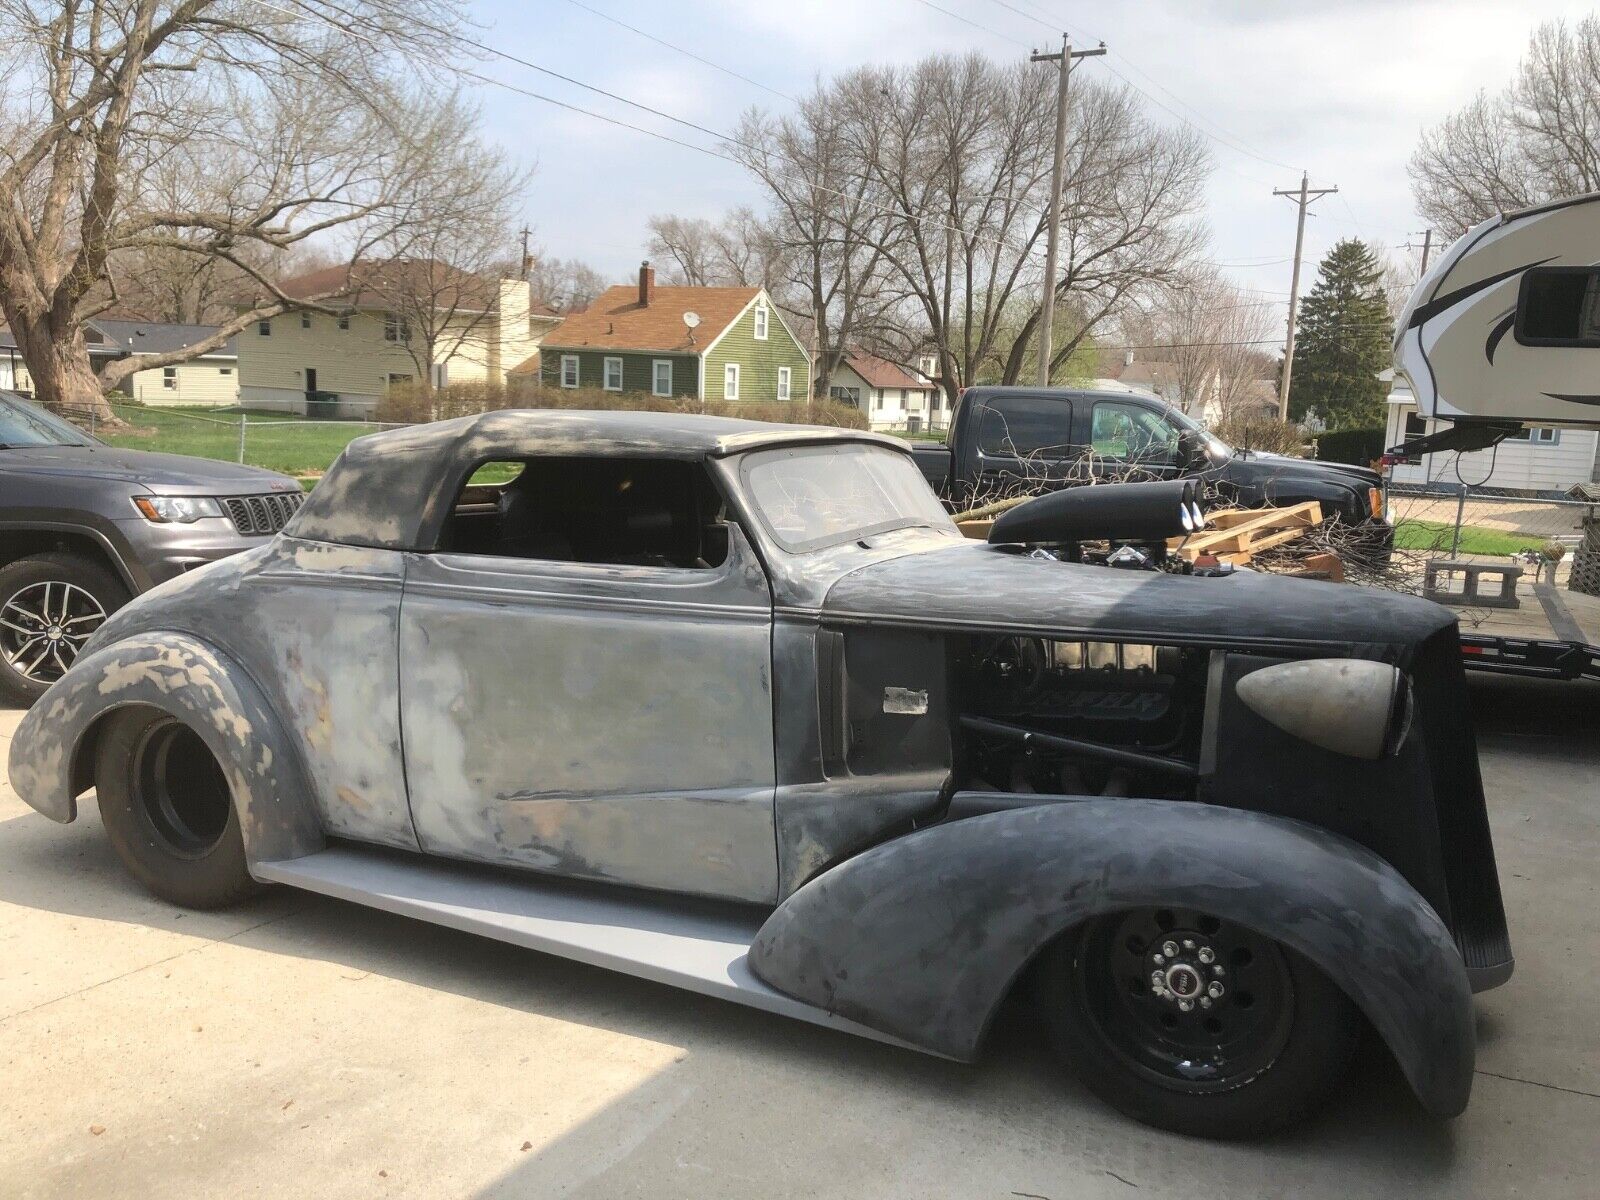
xmin=1388 ymin=484 xmax=1599 ymax=593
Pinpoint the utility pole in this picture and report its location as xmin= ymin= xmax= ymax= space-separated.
xmin=1032 ymin=35 xmax=1105 ymax=387
xmin=1273 ymin=172 xmax=1337 ymax=421
xmin=1409 ymin=228 xmax=1434 ymax=273
xmin=519 ymin=226 xmax=533 ymax=282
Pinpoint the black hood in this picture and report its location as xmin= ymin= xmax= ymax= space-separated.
xmin=823 ymin=542 xmax=1452 ymax=659
xmin=1224 ymin=450 xmax=1382 ymax=491
xmin=0 ymin=444 xmax=299 ymax=495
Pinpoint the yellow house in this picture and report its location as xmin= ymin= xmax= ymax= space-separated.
xmin=2 ymin=318 xmax=239 ymax=407
xmin=238 ymin=261 xmax=563 ymax=416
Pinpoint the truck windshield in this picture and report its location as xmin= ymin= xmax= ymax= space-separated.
xmin=741 ymin=443 xmax=955 ymax=553
xmin=0 ymin=393 xmax=94 ymax=447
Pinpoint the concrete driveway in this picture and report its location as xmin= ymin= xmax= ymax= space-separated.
xmin=2 ymin=676 xmax=1597 ymax=1199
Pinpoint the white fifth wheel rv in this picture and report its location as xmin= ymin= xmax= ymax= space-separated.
xmin=1395 ymin=192 xmax=1600 ymax=448
xmin=1391 ymin=192 xmax=1600 ymax=680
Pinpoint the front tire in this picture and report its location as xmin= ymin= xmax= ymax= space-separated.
xmin=95 ymin=706 xmax=260 ymax=909
xmin=0 ymin=552 xmax=129 ymax=705
xmin=1040 ymin=908 xmax=1361 ymax=1139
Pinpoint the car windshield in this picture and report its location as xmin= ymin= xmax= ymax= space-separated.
xmin=0 ymin=393 xmax=94 ymax=447
xmin=1160 ymin=404 xmax=1233 ymax=462
xmin=741 ymin=443 xmax=955 ymax=553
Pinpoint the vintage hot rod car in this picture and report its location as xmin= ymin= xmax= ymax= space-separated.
xmin=8 ymin=411 xmax=1511 ymax=1139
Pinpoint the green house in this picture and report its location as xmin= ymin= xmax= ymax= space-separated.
xmin=538 ymin=264 xmax=812 ymax=404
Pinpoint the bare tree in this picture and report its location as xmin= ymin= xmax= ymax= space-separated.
xmin=1411 ymin=17 xmax=1600 ymax=234
xmin=527 ymin=254 xmax=607 ymax=313
xmin=0 ymin=0 xmax=495 ymax=424
xmin=646 ymin=209 xmax=784 ymax=289
xmin=1129 ymin=268 xmax=1277 ymax=422
xmin=811 ymin=55 xmax=1207 ymax=409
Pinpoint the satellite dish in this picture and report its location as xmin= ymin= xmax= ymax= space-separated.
xmin=683 ymin=311 xmax=701 ymax=330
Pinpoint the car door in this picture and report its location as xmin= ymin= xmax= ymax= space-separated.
xmin=396 ymin=455 xmax=779 ymax=904
xmin=969 ymin=393 xmax=1079 ymax=497
xmin=1087 ymin=398 xmax=1184 ymax=483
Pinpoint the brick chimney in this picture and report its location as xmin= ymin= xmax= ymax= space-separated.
xmin=638 ymin=260 xmax=655 ymax=307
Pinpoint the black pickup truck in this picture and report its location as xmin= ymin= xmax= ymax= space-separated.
xmin=913 ymin=387 xmax=1392 ymax=539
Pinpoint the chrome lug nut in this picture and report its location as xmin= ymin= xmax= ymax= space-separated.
xmin=1200 ymin=997 xmax=1212 ymax=1010
xmin=1162 ymin=941 xmax=1179 ymax=958
xmin=1208 ymin=981 xmax=1225 ymax=999
xmin=1197 ymin=946 xmax=1215 ymax=964
xmin=1153 ymin=953 xmax=1166 ymax=965
xmin=1212 ymin=965 xmax=1225 ymax=976
xmin=1151 ymin=970 xmax=1165 ymax=986
xmin=1182 ymin=939 xmax=1195 ymax=950
xmin=1178 ymin=999 xmax=1194 ymax=1012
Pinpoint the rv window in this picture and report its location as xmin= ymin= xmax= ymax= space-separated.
xmin=1517 ymin=267 xmax=1600 ymax=346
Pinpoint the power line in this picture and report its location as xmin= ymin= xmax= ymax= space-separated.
xmin=558 ymin=0 xmax=798 ymax=103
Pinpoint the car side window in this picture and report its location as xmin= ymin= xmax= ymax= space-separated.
xmin=975 ymin=396 xmax=1074 ymax=458
xmin=1090 ymin=402 xmax=1180 ymax=468
xmin=436 ymin=456 xmax=730 ymax=570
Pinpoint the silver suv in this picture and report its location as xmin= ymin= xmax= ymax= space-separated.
xmin=0 ymin=390 xmax=303 ymax=704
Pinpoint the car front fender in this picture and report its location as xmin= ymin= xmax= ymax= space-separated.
xmin=7 ymin=630 xmax=323 ymax=867
xmin=748 ymin=796 xmax=1474 ymax=1117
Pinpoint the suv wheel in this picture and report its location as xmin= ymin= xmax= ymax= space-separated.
xmin=0 ymin=552 xmax=129 ymax=705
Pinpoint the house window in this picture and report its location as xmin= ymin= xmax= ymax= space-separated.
xmin=384 ymin=312 xmax=409 ymax=343
xmin=258 ymin=320 xmax=271 ymax=337
xmin=753 ymin=304 xmax=769 ymax=341
xmin=652 ymin=360 xmax=673 ymax=397
xmin=301 ymin=312 xmax=311 ymax=329
xmin=219 ymin=367 xmax=233 ymax=376
xmin=829 ymin=385 xmax=860 ymax=407
xmin=431 ymin=362 xmax=449 ymax=389
xmin=560 ymin=355 xmax=579 ymax=388
xmin=874 ymin=392 xmax=883 ymax=411
xmin=724 ymin=363 xmax=740 ymax=400
xmin=1509 ymin=426 xmax=1561 ymax=445
xmin=162 ymin=367 xmax=177 ymax=390
xmin=603 ymin=357 xmax=624 ymax=392
xmin=1516 ymin=266 xmax=1600 ymax=346
xmin=777 ymin=366 xmax=791 ymax=401
xmin=337 ymin=315 xmax=350 ymax=331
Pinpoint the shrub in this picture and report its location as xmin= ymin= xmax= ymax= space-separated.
xmin=1208 ymin=414 xmax=1307 ymax=457
xmin=1313 ymin=426 xmax=1387 ymax=467
xmin=376 ymin=379 xmax=868 ymax=431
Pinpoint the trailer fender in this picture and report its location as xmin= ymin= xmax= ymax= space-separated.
xmin=749 ymin=796 xmax=1474 ymax=1117
xmin=6 ymin=631 xmax=324 ymax=867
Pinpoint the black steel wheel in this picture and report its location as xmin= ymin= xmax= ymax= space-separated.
xmin=1041 ymin=908 xmax=1362 ymax=1138
xmin=95 ymin=706 xmax=260 ymax=909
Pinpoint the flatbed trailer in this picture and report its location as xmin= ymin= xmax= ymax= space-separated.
xmin=1451 ymin=583 xmax=1600 ymax=681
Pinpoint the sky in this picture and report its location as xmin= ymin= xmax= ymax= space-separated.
xmin=468 ymin=0 xmax=1597 ymax=321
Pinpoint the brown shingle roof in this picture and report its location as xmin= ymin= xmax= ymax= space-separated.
xmin=842 ymin=351 xmax=934 ymax=392
xmin=541 ymin=284 xmax=760 ymax=354
xmin=273 ymin=259 xmax=561 ymax=317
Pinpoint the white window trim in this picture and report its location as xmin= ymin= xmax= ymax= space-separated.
xmin=724 ymin=362 xmax=740 ymax=400
xmin=560 ymin=354 xmax=580 ymax=389
xmin=603 ymin=356 xmax=624 ymax=392
xmin=777 ymin=365 xmax=791 ymax=401
xmin=753 ymin=304 xmax=769 ymax=341
xmin=161 ymin=367 xmax=177 ymax=389
xmin=652 ymin=359 xmax=673 ymax=397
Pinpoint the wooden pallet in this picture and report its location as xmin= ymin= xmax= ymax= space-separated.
xmin=1168 ymin=501 xmax=1324 ymax=565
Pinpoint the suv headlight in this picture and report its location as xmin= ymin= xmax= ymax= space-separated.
xmin=133 ymin=495 xmax=224 ymax=523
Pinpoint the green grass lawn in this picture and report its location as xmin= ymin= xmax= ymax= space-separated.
xmin=1393 ymin=519 xmax=1549 ymax=556
xmin=98 ymin=405 xmax=380 ymax=478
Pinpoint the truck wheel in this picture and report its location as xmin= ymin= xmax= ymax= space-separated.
xmin=1041 ymin=907 xmax=1361 ymax=1139
xmin=95 ymin=706 xmax=260 ymax=909
xmin=0 ymin=552 xmax=129 ymax=706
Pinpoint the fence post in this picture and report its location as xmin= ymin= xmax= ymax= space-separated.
xmin=236 ymin=414 xmax=247 ymax=464
xmin=89 ymin=406 xmax=96 ymax=436
xmin=1449 ymin=482 xmax=1467 ymax=558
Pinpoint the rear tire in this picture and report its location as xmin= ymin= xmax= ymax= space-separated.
xmin=1040 ymin=908 xmax=1362 ymax=1139
xmin=95 ymin=706 xmax=260 ymax=909
xmin=0 ymin=552 xmax=128 ymax=706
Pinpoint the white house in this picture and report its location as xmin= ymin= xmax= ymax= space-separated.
xmin=1384 ymin=380 xmax=1600 ymax=496
xmin=829 ymin=352 xmax=946 ymax=432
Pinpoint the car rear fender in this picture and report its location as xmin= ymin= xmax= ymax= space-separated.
xmin=748 ymin=796 xmax=1474 ymax=1117
xmin=6 ymin=630 xmax=324 ymax=868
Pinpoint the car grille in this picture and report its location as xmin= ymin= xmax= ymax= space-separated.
xmin=221 ymin=492 xmax=305 ymax=537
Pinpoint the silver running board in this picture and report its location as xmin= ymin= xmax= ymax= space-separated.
xmin=254 ymin=845 xmax=932 ymax=1054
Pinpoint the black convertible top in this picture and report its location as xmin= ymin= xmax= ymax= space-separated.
xmin=287 ymin=409 xmax=903 ymax=551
